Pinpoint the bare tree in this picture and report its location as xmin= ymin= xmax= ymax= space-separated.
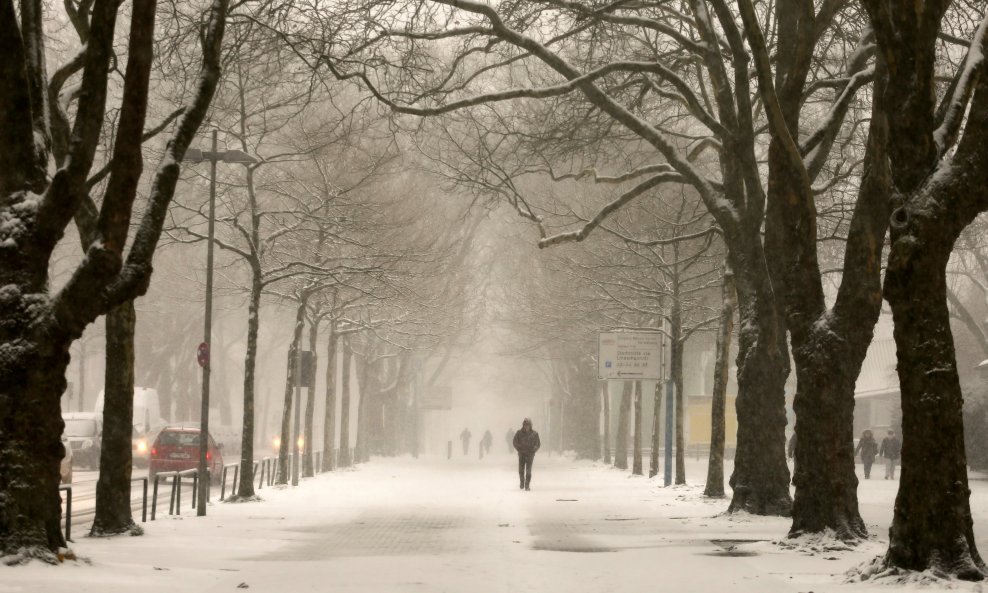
xmin=854 ymin=6 xmax=988 ymax=579
xmin=0 ymin=0 xmax=229 ymax=559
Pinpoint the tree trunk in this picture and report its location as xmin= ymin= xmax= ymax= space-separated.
xmin=726 ymin=251 xmax=792 ymax=516
xmin=0 ymin=330 xmax=71 ymax=560
xmin=632 ymin=380 xmax=643 ymax=475
xmin=232 ymin=275 xmax=262 ymax=500
xmin=883 ymin=244 xmax=985 ymax=578
xmin=705 ymin=266 xmax=734 ymax=498
xmin=354 ymin=349 xmax=371 ymax=464
xmin=782 ymin=63 xmax=892 ymax=540
xmin=321 ymin=327 xmax=338 ymax=472
xmin=91 ymin=300 xmax=139 ymax=536
xmin=602 ymin=382 xmax=611 ymax=464
xmin=302 ymin=320 xmax=318 ymax=478
xmin=671 ymin=294 xmax=686 ymax=485
xmin=614 ymin=381 xmax=631 ymax=470
xmin=276 ymin=301 xmax=305 ymax=484
xmin=338 ymin=337 xmax=353 ymax=468
xmin=650 ymin=379 xmax=661 ymax=478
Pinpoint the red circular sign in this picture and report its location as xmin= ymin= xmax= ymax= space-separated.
xmin=197 ymin=342 xmax=209 ymax=367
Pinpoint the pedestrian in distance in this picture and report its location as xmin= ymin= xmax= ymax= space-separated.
xmin=505 ymin=428 xmax=514 ymax=454
xmin=880 ymin=429 xmax=901 ymax=479
xmin=460 ymin=428 xmax=472 ymax=456
xmin=482 ymin=430 xmax=493 ymax=456
xmin=513 ymin=418 xmax=541 ymax=491
xmin=855 ymin=429 xmax=879 ymax=479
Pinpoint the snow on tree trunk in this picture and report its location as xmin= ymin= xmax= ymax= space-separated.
xmin=883 ymin=231 xmax=985 ymax=578
xmin=705 ymin=266 xmax=734 ymax=498
xmin=277 ymin=302 xmax=305 ymax=484
xmin=727 ymin=262 xmax=792 ymax=516
xmin=233 ymin=276 xmax=262 ymax=499
xmin=0 ymin=318 xmax=71 ymax=560
xmin=91 ymin=300 xmax=139 ymax=536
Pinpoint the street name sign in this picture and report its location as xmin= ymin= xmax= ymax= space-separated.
xmin=597 ymin=332 xmax=662 ymax=380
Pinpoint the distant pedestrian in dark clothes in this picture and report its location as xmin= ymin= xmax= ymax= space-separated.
xmin=880 ymin=430 xmax=901 ymax=479
xmin=855 ymin=430 xmax=879 ymax=479
xmin=505 ymin=428 xmax=514 ymax=453
xmin=482 ymin=430 xmax=493 ymax=456
xmin=513 ymin=418 xmax=541 ymax=491
xmin=460 ymin=428 xmax=472 ymax=456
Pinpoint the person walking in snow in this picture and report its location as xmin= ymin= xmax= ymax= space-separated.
xmin=880 ymin=429 xmax=901 ymax=479
xmin=460 ymin=428 xmax=472 ymax=456
xmin=481 ymin=430 xmax=493 ymax=457
xmin=513 ymin=418 xmax=541 ymax=491
xmin=505 ymin=428 xmax=514 ymax=454
xmin=855 ymin=429 xmax=879 ymax=479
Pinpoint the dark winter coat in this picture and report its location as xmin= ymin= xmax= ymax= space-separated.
xmin=879 ymin=436 xmax=901 ymax=460
xmin=855 ymin=436 xmax=878 ymax=462
xmin=513 ymin=428 xmax=541 ymax=456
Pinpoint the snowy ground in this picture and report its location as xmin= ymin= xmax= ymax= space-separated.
xmin=4 ymin=453 xmax=988 ymax=592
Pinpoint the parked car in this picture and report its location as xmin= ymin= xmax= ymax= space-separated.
xmin=148 ymin=425 xmax=223 ymax=484
xmin=60 ymin=435 xmax=73 ymax=484
xmin=62 ymin=412 xmax=102 ymax=470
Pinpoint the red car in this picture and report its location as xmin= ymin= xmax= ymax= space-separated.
xmin=148 ymin=425 xmax=223 ymax=484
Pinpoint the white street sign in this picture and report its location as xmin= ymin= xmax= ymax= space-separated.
xmin=597 ymin=332 xmax=663 ymax=380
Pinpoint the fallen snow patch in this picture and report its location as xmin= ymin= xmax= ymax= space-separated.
xmin=846 ymin=555 xmax=966 ymax=588
xmin=775 ymin=528 xmax=855 ymax=555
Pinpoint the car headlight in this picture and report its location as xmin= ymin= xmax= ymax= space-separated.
xmin=136 ymin=440 xmax=148 ymax=453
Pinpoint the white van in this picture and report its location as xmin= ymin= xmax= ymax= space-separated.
xmin=94 ymin=386 xmax=166 ymax=467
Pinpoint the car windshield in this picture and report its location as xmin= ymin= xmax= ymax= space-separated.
xmin=64 ymin=419 xmax=97 ymax=437
xmin=157 ymin=431 xmax=200 ymax=447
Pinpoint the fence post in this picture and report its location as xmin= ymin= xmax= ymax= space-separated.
xmin=140 ymin=477 xmax=148 ymax=522
xmin=59 ymin=485 xmax=72 ymax=542
xmin=220 ymin=466 xmax=228 ymax=501
xmin=169 ymin=474 xmax=178 ymax=515
xmin=152 ymin=474 xmax=160 ymax=520
xmin=175 ymin=475 xmax=182 ymax=516
xmin=192 ymin=473 xmax=198 ymax=509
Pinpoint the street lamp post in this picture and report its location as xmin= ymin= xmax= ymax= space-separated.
xmin=183 ymin=130 xmax=257 ymax=517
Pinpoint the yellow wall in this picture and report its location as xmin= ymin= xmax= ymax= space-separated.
xmin=686 ymin=396 xmax=737 ymax=446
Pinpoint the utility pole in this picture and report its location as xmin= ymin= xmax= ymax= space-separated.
xmin=183 ymin=130 xmax=257 ymax=516
xmin=196 ymin=130 xmax=218 ymax=517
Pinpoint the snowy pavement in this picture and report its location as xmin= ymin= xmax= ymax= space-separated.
xmin=4 ymin=454 xmax=987 ymax=592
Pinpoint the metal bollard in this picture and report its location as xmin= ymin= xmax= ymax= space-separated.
xmin=191 ymin=473 xmax=198 ymax=509
xmin=152 ymin=474 xmax=161 ymax=520
xmin=59 ymin=485 xmax=72 ymax=542
xmin=132 ymin=477 xmax=148 ymax=523
xmin=169 ymin=474 xmax=178 ymax=515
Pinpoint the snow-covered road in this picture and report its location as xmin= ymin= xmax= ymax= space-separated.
xmin=5 ymin=454 xmax=987 ymax=592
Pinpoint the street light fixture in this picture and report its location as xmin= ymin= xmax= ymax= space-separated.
xmin=182 ymin=129 xmax=257 ymax=517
